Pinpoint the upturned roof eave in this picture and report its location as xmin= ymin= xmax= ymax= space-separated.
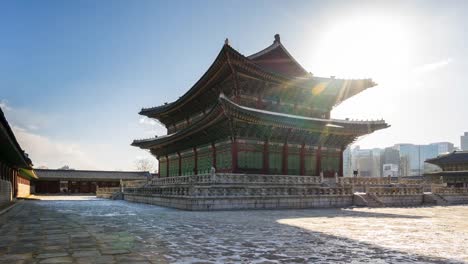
xmin=138 ymin=42 xmax=376 ymax=120
xmin=132 ymin=95 xmax=389 ymax=150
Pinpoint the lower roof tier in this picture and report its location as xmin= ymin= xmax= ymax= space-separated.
xmin=132 ymin=95 xmax=389 ymax=156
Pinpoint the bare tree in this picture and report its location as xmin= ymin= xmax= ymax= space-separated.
xmin=134 ymin=158 xmax=156 ymax=172
xmin=58 ymin=165 xmax=73 ymax=170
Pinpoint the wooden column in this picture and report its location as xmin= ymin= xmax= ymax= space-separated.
xmin=282 ymin=143 xmax=288 ymax=175
xmin=212 ymin=143 xmax=217 ymax=169
xmin=263 ymin=140 xmax=269 ymax=174
xmin=13 ymin=169 xmax=18 ymax=198
xmin=157 ymin=158 xmax=160 ymax=177
xmin=231 ymin=139 xmax=238 ymax=173
xmin=339 ymin=146 xmax=344 ymax=177
xmin=315 ymin=146 xmax=322 ymax=176
xmin=300 ymin=143 xmax=305 ymax=176
xmin=193 ymin=147 xmax=198 ymax=175
xmin=165 ymin=155 xmax=169 ymax=178
xmin=177 ymin=152 xmax=181 ymax=176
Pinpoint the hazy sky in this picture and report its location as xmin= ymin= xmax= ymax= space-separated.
xmin=1 ymin=0 xmax=467 ymax=170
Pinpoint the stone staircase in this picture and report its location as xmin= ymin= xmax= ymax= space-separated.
xmin=366 ymin=193 xmax=385 ymax=207
xmin=353 ymin=193 xmax=385 ymax=207
xmin=110 ymin=191 xmax=124 ymax=200
xmin=432 ymin=194 xmax=449 ymax=205
xmin=423 ymin=193 xmax=449 ymax=205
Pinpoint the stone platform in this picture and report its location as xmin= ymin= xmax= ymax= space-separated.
xmin=123 ymin=174 xmax=354 ymax=210
xmin=100 ymin=174 xmax=468 ymax=210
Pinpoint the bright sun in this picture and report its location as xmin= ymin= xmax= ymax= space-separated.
xmin=312 ymin=15 xmax=415 ymax=81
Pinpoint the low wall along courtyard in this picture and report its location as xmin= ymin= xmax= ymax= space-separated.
xmin=96 ymin=174 xmax=468 ymax=210
xmin=0 ymin=179 xmax=12 ymax=206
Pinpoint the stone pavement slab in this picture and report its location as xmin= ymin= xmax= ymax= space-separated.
xmin=0 ymin=197 xmax=467 ymax=263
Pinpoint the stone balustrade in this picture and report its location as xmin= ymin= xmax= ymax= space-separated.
xmin=96 ymin=187 xmax=121 ymax=194
xmin=366 ymin=186 xmax=424 ymax=195
xmin=397 ymin=179 xmax=427 ymax=185
xmin=150 ymin=173 xmax=322 ymax=186
xmin=122 ymin=179 xmax=148 ymax=188
xmin=339 ymin=177 xmax=391 ymax=186
xmin=96 ymin=187 xmax=122 ymax=198
xmin=124 ymin=185 xmax=352 ymax=198
xmin=432 ymin=187 xmax=468 ymax=194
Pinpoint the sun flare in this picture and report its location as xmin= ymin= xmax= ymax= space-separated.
xmin=312 ymin=15 xmax=415 ymax=80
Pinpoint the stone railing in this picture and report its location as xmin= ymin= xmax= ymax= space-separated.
xmin=150 ymin=173 xmax=322 ymax=186
xmin=366 ymin=186 xmax=424 ymax=196
xmin=96 ymin=187 xmax=122 ymax=198
xmin=122 ymin=179 xmax=148 ymax=188
xmin=397 ymin=179 xmax=427 ymax=185
xmin=124 ymin=185 xmax=353 ymax=198
xmin=339 ymin=177 xmax=391 ymax=186
xmin=432 ymin=187 xmax=468 ymax=195
xmin=125 ymin=186 xmax=191 ymax=197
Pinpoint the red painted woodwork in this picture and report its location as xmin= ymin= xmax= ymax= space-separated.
xmin=157 ymin=158 xmax=160 ymax=177
xmin=300 ymin=143 xmax=305 ymax=176
xmin=339 ymin=146 xmax=344 ymax=176
xmin=316 ymin=146 xmax=322 ymax=175
xmin=177 ymin=152 xmax=182 ymax=176
xmin=13 ymin=170 xmax=17 ymax=197
xmin=166 ymin=155 xmax=169 ymax=178
xmin=282 ymin=143 xmax=288 ymax=175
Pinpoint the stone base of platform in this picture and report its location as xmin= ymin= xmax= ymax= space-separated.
xmin=124 ymin=194 xmax=354 ymax=211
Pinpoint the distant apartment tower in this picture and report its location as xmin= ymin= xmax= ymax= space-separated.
xmin=383 ymin=164 xmax=399 ymax=177
xmin=381 ymin=147 xmax=400 ymax=177
xmin=431 ymin=142 xmax=454 ymax=154
xmin=350 ymin=146 xmax=382 ymax=177
xmin=461 ymin=132 xmax=468 ymax=151
xmin=343 ymin=147 xmax=352 ymax=177
xmin=394 ymin=144 xmax=438 ymax=176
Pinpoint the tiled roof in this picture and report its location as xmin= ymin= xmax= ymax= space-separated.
xmin=0 ymin=106 xmax=32 ymax=168
xmin=425 ymin=151 xmax=468 ymax=165
xmin=34 ymin=169 xmax=150 ymax=181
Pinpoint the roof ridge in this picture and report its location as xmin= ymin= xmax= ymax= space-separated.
xmin=34 ymin=168 xmax=150 ymax=173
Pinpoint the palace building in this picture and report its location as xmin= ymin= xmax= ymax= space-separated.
xmin=132 ymin=35 xmax=388 ymax=178
xmin=0 ymin=106 xmax=36 ymax=206
xmin=425 ymin=151 xmax=468 ymax=187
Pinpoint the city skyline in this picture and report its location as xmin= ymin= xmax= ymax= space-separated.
xmin=344 ymin=141 xmax=457 ymax=177
xmin=2 ymin=0 xmax=468 ymax=170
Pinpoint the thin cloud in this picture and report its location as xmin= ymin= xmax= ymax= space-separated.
xmin=414 ymin=58 xmax=453 ymax=73
xmin=0 ymin=99 xmax=12 ymax=111
xmin=138 ymin=116 xmax=167 ymax=137
xmin=13 ymin=126 xmax=98 ymax=169
xmin=139 ymin=116 xmax=158 ymax=126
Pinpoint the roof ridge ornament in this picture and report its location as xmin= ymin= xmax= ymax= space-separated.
xmin=274 ymin=34 xmax=280 ymax=43
xmin=225 ymin=38 xmax=229 ymax=45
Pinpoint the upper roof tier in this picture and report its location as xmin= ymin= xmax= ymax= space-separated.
xmin=0 ymin=106 xmax=32 ymax=168
xmin=247 ymin=34 xmax=308 ymax=77
xmin=139 ymin=35 xmax=376 ymax=125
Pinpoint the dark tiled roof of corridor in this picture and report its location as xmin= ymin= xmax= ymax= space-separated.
xmin=34 ymin=169 xmax=150 ymax=180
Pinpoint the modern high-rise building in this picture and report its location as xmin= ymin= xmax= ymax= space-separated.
xmin=350 ymin=146 xmax=382 ymax=177
xmin=430 ymin=142 xmax=454 ymax=154
xmin=381 ymin=147 xmax=400 ymax=176
xmin=461 ymin=132 xmax=468 ymax=151
xmin=342 ymin=147 xmax=352 ymax=177
xmin=393 ymin=144 xmax=439 ymax=176
xmin=346 ymin=141 xmax=455 ymax=178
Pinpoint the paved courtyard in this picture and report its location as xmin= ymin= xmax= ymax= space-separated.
xmin=0 ymin=196 xmax=467 ymax=263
